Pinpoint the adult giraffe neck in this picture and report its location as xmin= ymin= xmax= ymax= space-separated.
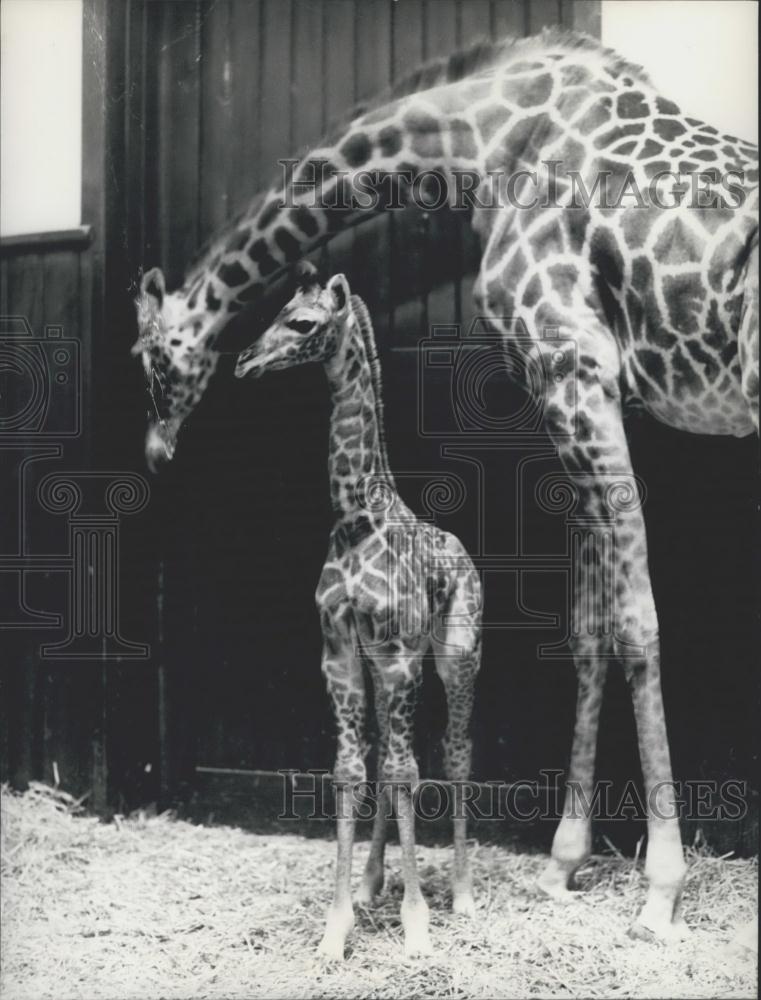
xmin=173 ymin=32 xmax=614 ymax=324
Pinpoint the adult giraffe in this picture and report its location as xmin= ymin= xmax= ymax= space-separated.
xmin=133 ymin=29 xmax=759 ymax=941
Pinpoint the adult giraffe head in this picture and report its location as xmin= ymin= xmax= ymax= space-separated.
xmin=132 ymin=265 xmax=226 ymax=472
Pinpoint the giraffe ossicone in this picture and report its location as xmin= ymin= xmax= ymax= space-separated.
xmin=136 ymin=27 xmax=759 ymax=942
xmin=236 ymin=268 xmax=483 ymax=959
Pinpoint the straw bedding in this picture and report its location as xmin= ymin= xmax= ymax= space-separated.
xmin=1 ymin=782 xmax=756 ymax=999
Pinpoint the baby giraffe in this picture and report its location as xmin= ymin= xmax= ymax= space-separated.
xmin=235 ymin=263 xmax=482 ymax=959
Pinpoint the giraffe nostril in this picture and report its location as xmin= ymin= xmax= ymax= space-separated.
xmin=235 ymin=352 xmax=258 ymax=377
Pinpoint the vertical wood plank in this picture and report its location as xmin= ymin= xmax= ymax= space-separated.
xmin=228 ymin=0 xmax=262 ymax=215
xmin=352 ymin=1 xmax=392 ymax=343
xmin=258 ymin=0 xmax=293 ymax=188
xmin=457 ymin=0 xmax=496 ymax=327
xmin=41 ymin=253 xmax=104 ymax=800
xmin=390 ymin=0 xmax=425 ymax=348
xmin=492 ymin=0 xmax=527 ymax=38
xmin=423 ymin=0 xmax=459 ymax=330
xmin=527 ymin=0 xmax=562 ymax=33
xmin=459 ymin=0 xmax=492 ymax=43
xmin=42 ymin=252 xmax=81 ymax=443
xmin=562 ymin=0 xmax=601 ymax=35
xmin=157 ymin=1 xmax=202 ymax=284
xmin=6 ymin=253 xmax=44 ymax=335
xmin=199 ymin=0 xmax=235 ymax=240
xmin=291 ymin=0 xmax=325 ymax=154
xmin=290 ymin=0 xmax=327 ymax=300
xmin=425 ymin=0 xmax=459 ymax=60
xmin=141 ymin=0 xmax=162 ymax=264
xmin=0 ymin=257 xmax=8 ymax=317
xmin=321 ymin=0 xmax=356 ymax=277
xmin=78 ymin=252 xmax=93 ymax=439
xmin=125 ymin=0 xmax=148 ymax=277
xmin=42 ymin=252 xmax=81 ymax=332
xmin=151 ymin=0 xmax=204 ymax=796
xmin=4 ymin=252 xmax=45 ymax=792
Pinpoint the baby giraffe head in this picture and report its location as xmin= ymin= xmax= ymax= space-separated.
xmin=234 ymin=263 xmax=350 ymax=380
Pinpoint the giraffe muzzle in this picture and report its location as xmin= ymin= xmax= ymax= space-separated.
xmin=145 ymin=422 xmax=176 ymax=474
xmin=234 ymin=351 xmax=262 ymax=379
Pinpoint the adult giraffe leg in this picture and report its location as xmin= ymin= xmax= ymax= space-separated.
xmin=538 ymin=642 xmax=608 ymax=900
xmin=536 ymin=361 xmax=687 ymax=939
xmin=318 ymin=632 xmax=367 ymax=960
xmin=356 ymin=663 xmax=390 ymax=906
xmin=366 ymin=643 xmax=432 ymax=957
xmin=433 ymin=564 xmax=482 ymax=917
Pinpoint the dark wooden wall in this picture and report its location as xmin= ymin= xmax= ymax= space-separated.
xmin=3 ymin=0 xmax=758 ymax=854
xmin=0 ymin=233 xmax=111 ymax=805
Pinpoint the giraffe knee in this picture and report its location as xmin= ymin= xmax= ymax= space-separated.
xmin=381 ymin=754 xmax=419 ymax=788
xmin=619 ymin=638 xmax=662 ymax=685
xmin=442 ymin=736 xmax=472 ymax=781
xmin=614 ymin=600 xmax=659 ymax=650
xmin=333 ymin=754 xmax=367 ymax=786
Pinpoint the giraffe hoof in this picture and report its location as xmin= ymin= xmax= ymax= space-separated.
xmin=727 ymin=919 xmax=758 ymax=956
xmin=355 ymin=886 xmax=375 ymax=908
xmin=629 ymin=916 xmax=690 ymax=944
xmin=537 ymin=871 xmax=579 ymax=904
xmin=538 ymin=883 xmax=578 ymax=904
xmin=356 ymin=873 xmax=384 ymax=907
xmin=403 ymin=929 xmax=433 ymax=958
xmin=318 ymin=902 xmax=354 ymax=960
xmin=317 ymin=935 xmax=347 ymax=961
xmin=537 ymin=857 xmax=584 ymax=902
xmin=452 ymin=891 xmax=477 ymax=918
xmin=401 ymin=900 xmax=432 ymax=957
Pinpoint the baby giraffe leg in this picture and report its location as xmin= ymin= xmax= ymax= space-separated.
xmin=627 ymin=643 xmax=689 ymax=942
xmin=318 ymin=637 xmax=367 ymax=960
xmin=357 ymin=664 xmax=390 ymax=906
xmin=369 ymin=646 xmax=431 ymax=957
xmin=433 ymin=569 xmax=482 ymax=917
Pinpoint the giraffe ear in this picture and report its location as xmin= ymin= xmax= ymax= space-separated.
xmin=294 ymin=260 xmax=319 ymax=291
xmin=327 ymin=273 xmax=350 ymax=316
xmin=141 ymin=267 xmax=166 ymax=309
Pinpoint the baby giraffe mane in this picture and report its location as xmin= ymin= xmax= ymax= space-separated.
xmin=349 ymin=293 xmax=395 ymax=492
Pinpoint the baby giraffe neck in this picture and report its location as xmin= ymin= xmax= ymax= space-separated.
xmin=324 ymin=307 xmax=394 ymax=519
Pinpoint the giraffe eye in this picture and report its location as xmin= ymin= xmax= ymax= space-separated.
xmin=286 ymin=319 xmax=315 ymax=335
